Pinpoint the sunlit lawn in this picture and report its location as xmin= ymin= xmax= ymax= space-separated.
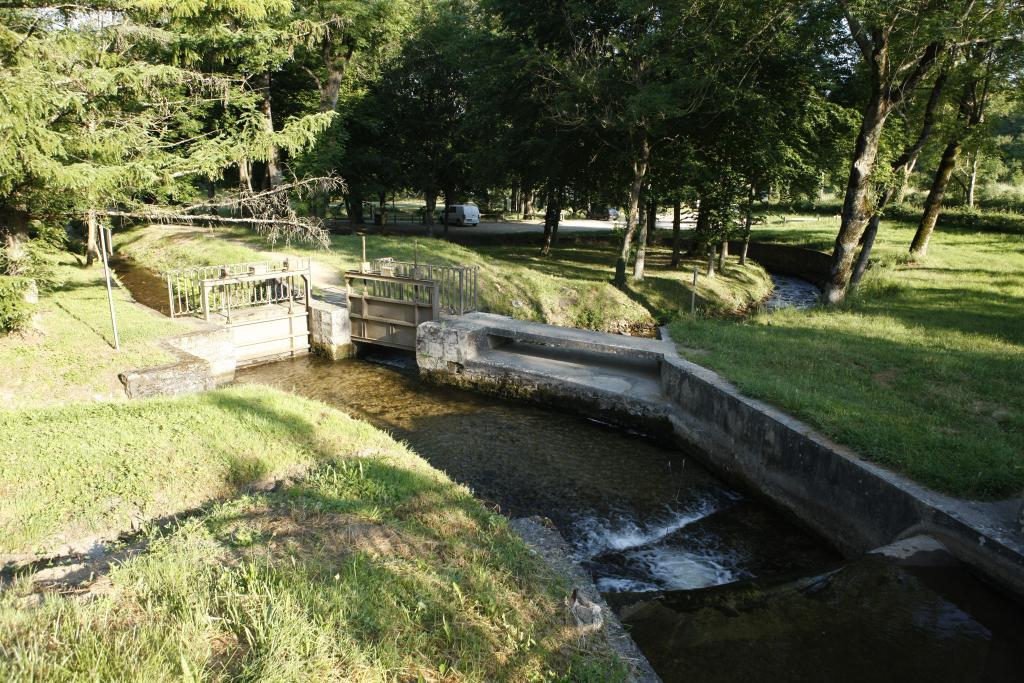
xmin=671 ymin=217 xmax=1024 ymax=499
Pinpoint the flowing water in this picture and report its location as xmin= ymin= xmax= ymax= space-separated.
xmin=238 ymin=354 xmax=1024 ymax=682
xmin=765 ymin=273 xmax=821 ymax=310
xmin=116 ymin=261 xmax=1024 ymax=682
xmin=237 ymin=353 xmax=837 ymax=594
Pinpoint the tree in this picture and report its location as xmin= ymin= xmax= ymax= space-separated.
xmin=822 ymin=0 xmax=986 ymax=304
xmin=910 ymin=42 xmax=1018 ymax=257
xmin=0 ymin=0 xmax=334 ymax=269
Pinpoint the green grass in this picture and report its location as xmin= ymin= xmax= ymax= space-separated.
xmin=0 ymin=253 xmax=185 ymax=408
xmin=475 ymin=241 xmax=773 ymax=324
xmin=671 ymin=217 xmax=1024 ymax=499
xmin=0 ymin=385 xmax=625 ymax=681
xmin=117 ymin=225 xmax=771 ymax=334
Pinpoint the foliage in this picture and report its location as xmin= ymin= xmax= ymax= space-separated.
xmin=0 ymin=276 xmax=32 ymax=333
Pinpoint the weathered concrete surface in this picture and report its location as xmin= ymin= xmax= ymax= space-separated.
xmin=309 ymin=292 xmax=355 ymax=360
xmin=418 ymin=313 xmax=672 ymax=432
xmin=510 ymin=517 xmax=661 ymax=683
xmin=119 ymin=325 xmax=235 ymax=399
xmin=418 ymin=314 xmax=1024 ymax=599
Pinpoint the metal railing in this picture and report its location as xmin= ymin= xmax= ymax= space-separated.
xmin=370 ymin=258 xmax=478 ymax=314
xmin=165 ymin=258 xmax=311 ymax=319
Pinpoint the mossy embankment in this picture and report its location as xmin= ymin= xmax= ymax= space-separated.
xmin=116 ymin=224 xmax=773 ymax=333
xmin=671 ymin=217 xmax=1024 ymax=499
xmin=0 ymin=255 xmax=627 ymax=681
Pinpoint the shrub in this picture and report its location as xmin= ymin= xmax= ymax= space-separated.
xmin=0 ymin=276 xmax=33 ymax=333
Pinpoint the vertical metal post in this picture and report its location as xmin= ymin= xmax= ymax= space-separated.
xmin=98 ymin=225 xmax=120 ymax=350
xmin=691 ymin=268 xmax=698 ymax=315
xmin=166 ymin=272 xmax=175 ymax=317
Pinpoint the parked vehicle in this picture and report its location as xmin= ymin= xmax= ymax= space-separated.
xmin=441 ymin=204 xmax=481 ymax=226
xmin=587 ymin=205 xmax=620 ymax=221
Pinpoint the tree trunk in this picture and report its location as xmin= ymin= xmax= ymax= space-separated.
xmin=347 ymin=191 xmax=364 ymax=226
xmin=670 ymin=200 xmax=682 ymax=267
xmin=690 ymin=199 xmax=710 ymax=256
xmin=239 ymin=159 xmax=253 ymax=194
xmin=615 ymin=135 xmax=650 ymax=287
xmin=541 ymin=187 xmax=562 ymax=256
xmin=442 ymin=189 xmax=453 ymax=240
xmin=895 ymin=158 xmax=916 ymax=204
xmin=633 ymin=200 xmax=651 ymax=280
xmin=910 ymin=139 xmax=961 ymax=257
xmin=1 ymin=208 xmax=31 ymax=276
xmin=706 ymin=243 xmax=716 ymax=279
xmin=423 ymin=191 xmax=436 ymax=225
xmin=853 ymin=64 xmax=948 ymax=288
xmin=85 ymin=209 xmax=100 ymax=266
xmin=740 ymin=187 xmax=755 ymax=265
xmin=522 ymin=189 xmax=534 ymax=219
xmin=850 ymin=195 xmax=887 ymax=290
xmin=646 ymin=200 xmax=657 ymax=246
xmin=511 ymin=184 xmax=520 ymax=215
xmin=717 ymin=239 xmax=728 ymax=273
xmin=823 ymin=92 xmax=891 ymax=304
xmin=258 ymin=73 xmax=282 ymax=190
xmin=967 ymin=150 xmax=979 ymax=209
xmin=319 ymin=43 xmax=354 ymax=113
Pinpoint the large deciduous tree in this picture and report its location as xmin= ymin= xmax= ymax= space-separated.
xmin=822 ymin=0 xmax=991 ymax=304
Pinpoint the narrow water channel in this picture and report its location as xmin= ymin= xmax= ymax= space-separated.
xmin=765 ymin=273 xmax=821 ymax=310
xmin=238 ymin=354 xmax=1024 ymax=683
xmin=115 ymin=260 xmax=1024 ymax=682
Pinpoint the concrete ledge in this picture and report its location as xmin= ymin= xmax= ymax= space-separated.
xmin=659 ymin=353 xmax=1024 ymax=594
xmin=510 ymin=517 xmax=661 ymax=683
xmin=119 ymin=325 xmax=235 ymax=399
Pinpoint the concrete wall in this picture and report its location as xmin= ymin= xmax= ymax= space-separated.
xmin=119 ymin=325 xmax=235 ymax=399
xmin=309 ymin=298 xmax=355 ymax=360
xmin=416 ymin=315 xmax=1024 ymax=597
xmin=729 ymin=240 xmax=832 ymax=285
xmin=659 ymin=353 xmax=1024 ymax=596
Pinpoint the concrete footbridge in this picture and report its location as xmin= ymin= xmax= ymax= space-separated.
xmin=417 ymin=312 xmax=677 ymax=430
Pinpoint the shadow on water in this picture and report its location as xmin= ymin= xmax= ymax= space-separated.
xmin=237 ymin=353 xmax=1024 ymax=683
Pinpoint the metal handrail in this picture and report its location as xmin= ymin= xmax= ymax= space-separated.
xmin=165 ymin=258 xmax=311 ymax=319
xmin=370 ymin=258 xmax=479 ymax=314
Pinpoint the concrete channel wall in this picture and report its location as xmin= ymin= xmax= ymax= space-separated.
xmin=120 ymin=325 xmax=236 ymax=399
xmin=121 ymin=294 xmax=354 ymax=399
xmin=417 ymin=314 xmax=1024 ymax=599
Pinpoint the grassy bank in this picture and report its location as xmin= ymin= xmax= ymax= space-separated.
xmin=672 ymin=217 xmax=1024 ymax=499
xmin=0 ymin=385 xmax=623 ymax=680
xmin=117 ymin=225 xmax=771 ymax=333
xmin=0 ymin=253 xmax=185 ymax=409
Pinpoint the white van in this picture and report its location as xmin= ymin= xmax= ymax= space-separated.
xmin=442 ymin=204 xmax=480 ymax=226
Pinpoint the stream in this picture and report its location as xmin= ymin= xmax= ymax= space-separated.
xmin=765 ymin=273 xmax=821 ymax=311
xmin=116 ymin=260 xmax=1024 ymax=682
xmin=238 ymin=354 xmax=1024 ymax=682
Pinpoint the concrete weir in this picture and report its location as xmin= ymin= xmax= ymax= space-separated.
xmin=417 ymin=313 xmax=1024 ymax=598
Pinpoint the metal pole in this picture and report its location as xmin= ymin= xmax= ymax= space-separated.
xmin=691 ymin=267 xmax=698 ymax=315
xmin=98 ymin=224 xmax=120 ymax=350
xmin=166 ymin=272 xmax=174 ymax=317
